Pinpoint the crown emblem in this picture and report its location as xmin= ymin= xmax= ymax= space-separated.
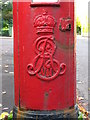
xmin=34 ymin=11 xmax=56 ymax=34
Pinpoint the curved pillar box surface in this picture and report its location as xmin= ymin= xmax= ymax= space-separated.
xmin=13 ymin=0 xmax=77 ymax=119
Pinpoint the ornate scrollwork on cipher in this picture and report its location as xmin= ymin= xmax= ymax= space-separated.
xmin=27 ymin=11 xmax=66 ymax=81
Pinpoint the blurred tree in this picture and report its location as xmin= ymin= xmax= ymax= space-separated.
xmin=76 ymin=17 xmax=81 ymax=35
xmin=2 ymin=1 xmax=12 ymax=20
xmin=0 ymin=1 xmax=13 ymax=36
xmin=0 ymin=0 xmax=2 ymax=35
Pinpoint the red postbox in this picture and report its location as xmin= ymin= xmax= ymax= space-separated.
xmin=13 ymin=0 xmax=77 ymax=119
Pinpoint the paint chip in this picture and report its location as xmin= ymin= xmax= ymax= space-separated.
xmin=77 ymin=81 xmax=82 ymax=84
xmin=5 ymin=65 xmax=8 ymax=68
xmin=9 ymin=72 xmax=14 ymax=74
xmin=2 ymin=91 xmax=6 ymax=95
xmin=3 ymin=108 xmax=9 ymax=110
xmin=5 ymin=51 xmax=8 ymax=53
xmin=78 ymin=97 xmax=84 ymax=101
xmin=0 ymin=104 xmax=2 ymax=108
xmin=4 ymin=70 xmax=8 ymax=73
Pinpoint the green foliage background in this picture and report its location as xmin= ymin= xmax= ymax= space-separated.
xmin=76 ymin=17 xmax=81 ymax=35
xmin=0 ymin=1 xmax=13 ymax=37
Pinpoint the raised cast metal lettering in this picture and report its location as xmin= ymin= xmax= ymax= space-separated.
xmin=59 ymin=18 xmax=72 ymax=32
xmin=27 ymin=11 xmax=66 ymax=81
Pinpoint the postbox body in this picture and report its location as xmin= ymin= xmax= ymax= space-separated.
xmin=13 ymin=0 xmax=76 ymax=111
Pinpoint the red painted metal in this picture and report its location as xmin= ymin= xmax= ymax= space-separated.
xmin=13 ymin=0 xmax=76 ymax=111
xmin=59 ymin=18 xmax=72 ymax=31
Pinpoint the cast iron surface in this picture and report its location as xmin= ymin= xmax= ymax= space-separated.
xmin=13 ymin=106 xmax=78 ymax=120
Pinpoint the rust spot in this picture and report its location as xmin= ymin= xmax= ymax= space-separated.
xmin=45 ymin=92 xmax=49 ymax=97
xmin=19 ymin=107 xmax=27 ymax=111
xmin=36 ymin=116 xmax=38 ymax=120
